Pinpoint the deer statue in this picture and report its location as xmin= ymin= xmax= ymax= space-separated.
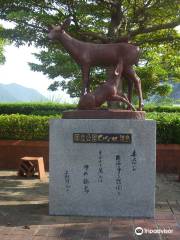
xmin=78 ymin=61 xmax=136 ymax=111
xmin=48 ymin=19 xmax=144 ymax=110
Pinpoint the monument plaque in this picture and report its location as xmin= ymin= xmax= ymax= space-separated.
xmin=73 ymin=133 xmax=132 ymax=144
xmin=49 ymin=119 xmax=156 ymax=217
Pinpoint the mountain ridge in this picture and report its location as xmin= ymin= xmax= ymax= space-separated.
xmin=0 ymin=83 xmax=47 ymax=102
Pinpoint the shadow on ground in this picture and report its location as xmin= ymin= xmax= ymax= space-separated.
xmin=0 ymin=171 xmax=180 ymax=228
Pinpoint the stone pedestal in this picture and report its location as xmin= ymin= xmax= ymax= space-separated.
xmin=49 ymin=119 xmax=156 ymax=217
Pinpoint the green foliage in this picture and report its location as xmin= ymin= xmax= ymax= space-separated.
xmin=0 ymin=114 xmax=55 ymax=140
xmin=0 ymin=25 xmax=6 ymax=64
xmin=144 ymin=105 xmax=180 ymax=113
xmin=0 ymin=102 xmax=179 ymax=115
xmin=155 ymin=83 xmax=173 ymax=96
xmin=136 ymin=44 xmax=180 ymax=99
xmin=0 ymin=102 xmax=76 ymax=115
xmin=0 ymin=112 xmax=179 ymax=143
xmin=146 ymin=112 xmax=180 ymax=144
xmin=0 ymin=102 xmax=179 ymax=143
xmin=0 ymin=1 xmax=179 ymax=99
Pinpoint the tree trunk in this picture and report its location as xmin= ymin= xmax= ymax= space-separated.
xmin=107 ymin=1 xmax=124 ymax=109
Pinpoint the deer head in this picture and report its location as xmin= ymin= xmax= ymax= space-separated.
xmin=48 ymin=18 xmax=71 ymax=40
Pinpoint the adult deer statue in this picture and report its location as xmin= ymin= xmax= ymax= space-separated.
xmin=48 ymin=18 xmax=144 ymax=110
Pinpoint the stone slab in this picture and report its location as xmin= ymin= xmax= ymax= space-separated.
xmin=49 ymin=119 xmax=156 ymax=217
xmin=62 ymin=109 xmax=145 ymax=119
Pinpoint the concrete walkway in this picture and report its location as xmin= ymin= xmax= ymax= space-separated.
xmin=0 ymin=171 xmax=180 ymax=239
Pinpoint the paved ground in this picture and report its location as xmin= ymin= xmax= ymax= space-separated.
xmin=0 ymin=171 xmax=180 ymax=239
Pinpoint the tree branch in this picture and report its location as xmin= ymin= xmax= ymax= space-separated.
xmin=129 ymin=18 xmax=180 ymax=37
xmin=66 ymin=0 xmax=80 ymax=30
xmin=96 ymin=0 xmax=118 ymax=8
xmin=136 ymin=36 xmax=180 ymax=45
xmin=78 ymin=30 xmax=108 ymax=43
xmin=15 ymin=21 xmax=47 ymax=33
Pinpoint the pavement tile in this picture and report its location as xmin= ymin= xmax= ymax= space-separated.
xmin=67 ymin=216 xmax=108 ymax=224
xmin=60 ymin=238 xmax=81 ymax=240
xmin=156 ymin=219 xmax=178 ymax=228
xmin=155 ymin=213 xmax=175 ymax=220
xmin=47 ymin=226 xmax=63 ymax=237
xmin=135 ymin=234 xmax=161 ymax=240
xmin=13 ymin=226 xmax=38 ymax=235
xmin=0 ymin=172 xmax=180 ymax=240
xmin=168 ymin=201 xmax=180 ymax=214
xmin=112 ymin=218 xmax=133 ymax=226
xmin=156 ymin=202 xmax=171 ymax=212
xmin=134 ymin=219 xmax=157 ymax=228
xmin=83 ymin=222 xmax=109 ymax=239
xmin=109 ymin=233 xmax=135 ymax=240
xmin=0 ymin=226 xmax=5 ymax=230
xmin=33 ymin=236 xmax=48 ymax=240
xmin=174 ymin=213 xmax=180 ymax=224
xmin=0 ymin=236 xmax=14 ymax=240
xmin=133 ymin=220 xmax=161 ymax=240
xmin=111 ymin=225 xmax=133 ymax=232
xmin=110 ymin=223 xmax=134 ymax=240
xmin=83 ymin=238 xmax=109 ymax=240
xmin=0 ymin=226 xmax=15 ymax=235
xmin=35 ymin=227 xmax=49 ymax=236
xmin=60 ymin=224 xmax=86 ymax=239
xmin=46 ymin=238 xmax=60 ymax=240
xmin=8 ymin=235 xmax=33 ymax=240
xmin=160 ymin=226 xmax=180 ymax=240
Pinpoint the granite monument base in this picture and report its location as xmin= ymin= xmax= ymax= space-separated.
xmin=49 ymin=119 xmax=156 ymax=218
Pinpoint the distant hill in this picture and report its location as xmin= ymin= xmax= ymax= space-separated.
xmin=0 ymin=83 xmax=47 ymax=102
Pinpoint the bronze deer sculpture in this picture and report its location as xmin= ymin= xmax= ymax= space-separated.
xmin=48 ymin=19 xmax=144 ymax=110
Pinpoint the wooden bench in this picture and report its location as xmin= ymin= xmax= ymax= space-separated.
xmin=18 ymin=156 xmax=46 ymax=180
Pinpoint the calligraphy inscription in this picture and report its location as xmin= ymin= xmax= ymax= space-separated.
xmin=83 ymin=165 xmax=90 ymax=193
xmin=73 ymin=133 xmax=131 ymax=144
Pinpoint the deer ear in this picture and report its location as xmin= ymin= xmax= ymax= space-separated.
xmin=61 ymin=18 xmax=71 ymax=30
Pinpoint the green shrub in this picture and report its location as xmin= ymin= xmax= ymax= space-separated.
xmin=0 ymin=102 xmax=180 ymax=115
xmin=146 ymin=112 xmax=180 ymax=144
xmin=0 ymin=114 xmax=59 ymax=140
xmin=0 ymin=112 xmax=179 ymax=143
xmin=0 ymin=102 xmax=76 ymax=116
xmin=144 ymin=105 xmax=180 ymax=113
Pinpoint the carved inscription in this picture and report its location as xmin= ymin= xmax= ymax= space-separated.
xmin=73 ymin=133 xmax=131 ymax=143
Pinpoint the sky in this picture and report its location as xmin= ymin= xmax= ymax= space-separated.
xmin=0 ymin=20 xmax=76 ymax=103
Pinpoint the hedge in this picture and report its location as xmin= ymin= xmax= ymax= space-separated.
xmin=0 ymin=102 xmax=77 ymax=116
xmin=0 ymin=102 xmax=180 ymax=115
xmin=146 ymin=112 xmax=180 ymax=144
xmin=0 ymin=114 xmax=59 ymax=140
xmin=0 ymin=113 xmax=179 ymax=143
xmin=144 ymin=105 xmax=180 ymax=113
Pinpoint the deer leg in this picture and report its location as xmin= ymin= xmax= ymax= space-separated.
xmin=123 ymin=67 xmax=144 ymax=111
xmin=125 ymin=80 xmax=133 ymax=110
xmin=127 ymin=80 xmax=133 ymax=104
xmin=110 ymin=95 xmax=136 ymax=111
xmin=81 ymin=65 xmax=90 ymax=95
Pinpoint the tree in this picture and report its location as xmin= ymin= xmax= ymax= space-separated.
xmin=0 ymin=0 xmax=179 ymax=99
xmin=0 ymin=25 xmax=6 ymax=64
xmin=0 ymin=39 xmax=5 ymax=64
